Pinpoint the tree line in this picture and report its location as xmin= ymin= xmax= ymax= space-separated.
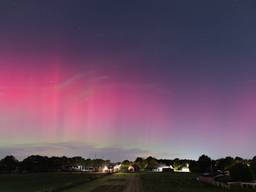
xmin=0 ymin=155 xmax=109 ymax=173
xmin=1 ymin=154 xmax=256 ymax=180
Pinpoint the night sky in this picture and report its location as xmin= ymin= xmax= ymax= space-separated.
xmin=0 ymin=0 xmax=256 ymax=161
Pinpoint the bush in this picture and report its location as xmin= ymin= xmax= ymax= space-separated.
xmin=251 ymin=156 xmax=256 ymax=175
xmin=229 ymin=163 xmax=255 ymax=182
xmin=189 ymin=161 xmax=200 ymax=173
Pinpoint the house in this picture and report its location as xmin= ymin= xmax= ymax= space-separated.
xmin=128 ymin=165 xmax=135 ymax=172
xmin=154 ymin=164 xmax=174 ymax=172
xmin=113 ymin=164 xmax=121 ymax=172
xmin=102 ymin=165 xmax=113 ymax=173
xmin=174 ymin=163 xmax=190 ymax=173
xmin=102 ymin=163 xmax=121 ymax=173
xmin=84 ymin=167 xmax=95 ymax=172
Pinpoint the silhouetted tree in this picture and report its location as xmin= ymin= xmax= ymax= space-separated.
xmin=84 ymin=158 xmax=93 ymax=167
xmin=21 ymin=155 xmax=49 ymax=172
xmin=215 ymin=157 xmax=234 ymax=171
xmin=234 ymin=156 xmax=244 ymax=164
xmin=251 ymin=156 xmax=256 ymax=175
xmin=157 ymin=159 xmax=173 ymax=167
xmin=188 ymin=160 xmax=200 ymax=173
xmin=229 ymin=163 xmax=255 ymax=182
xmin=121 ymin=160 xmax=131 ymax=172
xmin=145 ymin=156 xmax=158 ymax=170
xmin=134 ymin=157 xmax=146 ymax=170
xmin=91 ymin=159 xmax=105 ymax=171
xmin=122 ymin=160 xmax=130 ymax=165
xmin=173 ymin=158 xmax=181 ymax=170
xmin=71 ymin=156 xmax=84 ymax=167
xmin=198 ymin=155 xmax=212 ymax=173
xmin=48 ymin=156 xmax=63 ymax=171
xmin=0 ymin=155 xmax=19 ymax=173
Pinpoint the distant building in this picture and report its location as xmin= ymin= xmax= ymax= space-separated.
xmin=128 ymin=165 xmax=135 ymax=172
xmin=84 ymin=167 xmax=95 ymax=172
xmin=102 ymin=163 xmax=122 ymax=173
xmin=154 ymin=164 xmax=174 ymax=172
xmin=174 ymin=163 xmax=190 ymax=173
xmin=113 ymin=164 xmax=121 ymax=172
xmin=102 ymin=165 xmax=112 ymax=173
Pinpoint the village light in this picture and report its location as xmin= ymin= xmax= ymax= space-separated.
xmin=113 ymin=164 xmax=121 ymax=172
xmin=102 ymin=166 xmax=109 ymax=173
xmin=180 ymin=167 xmax=190 ymax=173
xmin=128 ymin=165 xmax=135 ymax=172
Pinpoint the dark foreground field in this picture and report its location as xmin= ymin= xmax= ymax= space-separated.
xmin=0 ymin=172 xmax=104 ymax=192
xmin=140 ymin=173 xmax=256 ymax=192
xmin=1 ymin=172 xmax=256 ymax=192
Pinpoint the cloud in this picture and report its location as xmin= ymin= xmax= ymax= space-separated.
xmin=58 ymin=73 xmax=85 ymax=89
xmin=57 ymin=72 xmax=109 ymax=90
xmin=0 ymin=142 xmax=149 ymax=162
xmin=94 ymin=75 xmax=109 ymax=81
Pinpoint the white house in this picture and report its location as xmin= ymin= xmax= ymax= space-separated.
xmin=128 ymin=165 xmax=135 ymax=172
xmin=113 ymin=164 xmax=121 ymax=172
xmin=102 ymin=165 xmax=112 ymax=173
xmin=174 ymin=163 xmax=190 ymax=173
xmin=102 ymin=163 xmax=121 ymax=173
xmin=154 ymin=164 xmax=174 ymax=172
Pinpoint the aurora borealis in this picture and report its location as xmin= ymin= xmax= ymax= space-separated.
xmin=0 ymin=0 xmax=256 ymax=161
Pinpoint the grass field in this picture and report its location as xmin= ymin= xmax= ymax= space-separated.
xmin=1 ymin=172 xmax=256 ymax=192
xmin=0 ymin=172 xmax=104 ymax=192
xmin=62 ymin=173 xmax=130 ymax=192
xmin=140 ymin=172 xmax=256 ymax=192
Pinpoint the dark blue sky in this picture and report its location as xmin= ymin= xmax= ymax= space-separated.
xmin=1 ymin=0 xmax=256 ymax=83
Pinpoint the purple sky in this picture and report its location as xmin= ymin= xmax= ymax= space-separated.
xmin=0 ymin=0 xmax=256 ymax=161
